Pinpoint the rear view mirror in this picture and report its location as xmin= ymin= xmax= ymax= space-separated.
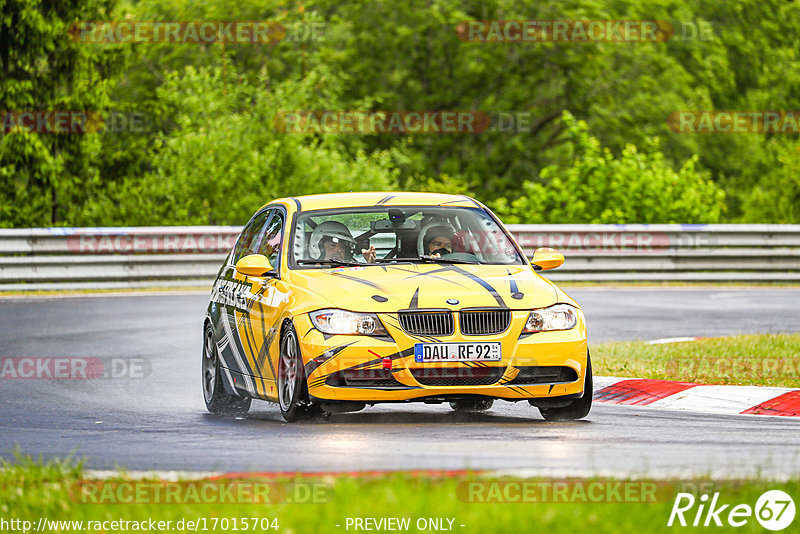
xmin=531 ymin=247 xmax=564 ymax=271
xmin=371 ymin=219 xmax=417 ymax=231
xmin=235 ymin=254 xmax=275 ymax=277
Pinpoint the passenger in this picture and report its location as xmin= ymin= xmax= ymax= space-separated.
xmin=422 ymin=225 xmax=455 ymax=257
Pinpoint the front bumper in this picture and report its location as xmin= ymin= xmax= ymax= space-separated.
xmin=296 ymin=310 xmax=588 ymax=403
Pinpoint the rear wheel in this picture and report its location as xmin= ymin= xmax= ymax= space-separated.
xmin=277 ymin=324 xmax=314 ymax=422
xmin=450 ymin=397 xmax=494 ymax=413
xmin=538 ymin=355 xmax=592 ymax=421
xmin=203 ymin=324 xmax=251 ymax=416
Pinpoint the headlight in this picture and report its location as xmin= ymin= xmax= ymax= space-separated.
xmin=310 ymin=309 xmax=388 ymax=336
xmin=522 ymin=304 xmax=578 ymax=333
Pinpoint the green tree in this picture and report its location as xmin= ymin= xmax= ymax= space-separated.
xmin=4 ymin=0 xmax=799 ymax=227
xmin=0 ymin=0 xmax=122 ymax=227
xmin=78 ymin=65 xmax=400 ymax=225
xmin=738 ymin=139 xmax=800 ymax=223
xmin=494 ymin=112 xmax=726 ymax=223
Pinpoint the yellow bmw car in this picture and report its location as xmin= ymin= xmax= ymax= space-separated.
xmin=202 ymin=192 xmax=591 ymax=421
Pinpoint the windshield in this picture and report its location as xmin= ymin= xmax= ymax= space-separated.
xmin=290 ymin=206 xmax=524 ymax=268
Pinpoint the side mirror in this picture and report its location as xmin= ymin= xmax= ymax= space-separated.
xmin=235 ymin=254 xmax=275 ymax=277
xmin=531 ymin=247 xmax=564 ymax=271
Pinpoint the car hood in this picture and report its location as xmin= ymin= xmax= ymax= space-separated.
xmin=288 ymin=263 xmax=560 ymax=313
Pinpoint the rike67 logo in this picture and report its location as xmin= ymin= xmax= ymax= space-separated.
xmin=668 ymin=490 xmax=795 ymax=531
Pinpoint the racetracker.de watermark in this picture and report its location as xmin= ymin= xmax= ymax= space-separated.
xmin=667 ymin=111 xmax=800 ymax=134
xmin=0 ymin=357 xmax=150 ymax=380
xmin=66 ymin=231 xmax=238 ymax=254
xmin=458 ymin=480 xmax=717 ymax=503
xmin=667 ymin=357 xmax=800 ymax=380
xmin=513 ymin=230 xmax=714 ymax=253
xmin=274 ymin=110 xmax=642 ymax=134
xmin=71 ymin=480 xmax=332 ymax=504
xmin=456 ymin=20 xmax=715 ymax=42
xmin=456 ymin=20 xmax=673 ymax=42
xmin=274 ymin=111 xmax=493 ymax=134
xmin=69 ymin=21 xmax=324 ymax=43
xmin=1 ymin=111 xmax=148 ymax=134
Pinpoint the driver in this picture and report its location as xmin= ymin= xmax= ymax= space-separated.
xmin=309 ymin=221 xmax=376 ymax=263
xmin=422 ymin=225 xmax=454 ymax=257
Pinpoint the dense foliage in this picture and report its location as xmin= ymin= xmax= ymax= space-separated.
xmin=1 ymin=0 xmax=798 ymax=227
xmin=494 ymin=112 xmax=726 ymax=223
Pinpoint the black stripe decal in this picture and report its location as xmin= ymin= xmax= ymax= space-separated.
xmin=257 ymin=317 xmax=282 ymax=379
xmin=304 ymin=341 xmax=358 ymax=376
xmin=229 ymin=318 xmax=256 ymax=376
xmin=448 ymin=265 xmax=506 ymax=307
xmin=239 ymin=310 xmax=263 ymax=378
xmin=303 ymin=325 xmax=333 ymax=341
xmin=408 ymin=287 xmax=419 ymax=309
xmin=404 ymin=271 xmax=468 ymax=287
xmin=376 ymin=194 xmax=396 ymax=205
xmin=507 ymin=268 xmax=524 ymax=300
xmin=346 ymin=347 xmax=415 ymax=372
xmin=331 ymin=272 xmax=385 ymax=291
xmin=387 ymin=266 xmax=420 ymax=275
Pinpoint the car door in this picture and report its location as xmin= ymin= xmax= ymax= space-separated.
xmin=233 ymin=208 xmax=289 ymax=400
xmin=213 ymin=208 xmax=272 ymax=398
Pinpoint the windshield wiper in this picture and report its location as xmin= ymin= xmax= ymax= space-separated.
xmin=375 ymin=256 xmax=478 ymax=265
xmin=420 ymin=255 xmax=479 ymax=264
xmin=297 ymin=259 xmax=368 ymax=267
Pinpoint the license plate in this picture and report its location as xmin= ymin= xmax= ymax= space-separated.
xmin=414 ymin=342 xmax=501 ymax=362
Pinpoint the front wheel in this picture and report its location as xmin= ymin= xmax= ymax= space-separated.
xmin=203 ymin=324 xmax=251 ymax=416
xmin=538 ymin=355 xmax=593 ymax=421
xmin=277 ymin=324 xmax=314 ymax=422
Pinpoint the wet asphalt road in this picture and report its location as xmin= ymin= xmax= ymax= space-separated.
xmin=0 ymin=288 xmax=798 ymax=477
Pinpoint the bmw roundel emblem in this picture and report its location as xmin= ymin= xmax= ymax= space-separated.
xmin=446 ymin=298 xmax=459 ymax=305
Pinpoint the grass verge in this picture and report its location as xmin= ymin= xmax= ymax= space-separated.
xmin=1 ymin=456 xmax=798 ymax=534
xmin=591 ymin=333 xmax=800 ymax=388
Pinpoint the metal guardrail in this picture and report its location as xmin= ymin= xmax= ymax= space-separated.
xmin=0 ymin=224 xmax=799 ymax=290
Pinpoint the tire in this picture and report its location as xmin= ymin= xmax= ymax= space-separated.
xmin=539 ymin=354 xmax=593 ymax=421
xmin=450 ymin=397 xmax=494 ymax=413
xmin=203 ymin=324 xmax=251 ymax=416
xmin=277 ymin=323 xmax=314 ymax=422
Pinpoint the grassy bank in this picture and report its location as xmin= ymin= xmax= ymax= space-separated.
xmin=1 ymin=457 xmax=798 ymax=534
xmin=592 ymin=333 xmax=800 ymax=388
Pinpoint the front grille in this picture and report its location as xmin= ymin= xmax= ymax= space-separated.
xmin=399 ymin=311 xmax=454 ymax=336
xmin=507 ymin=366 xmax=579 ymax=385
xmin=460 ymin=309 xmax=511 ymax=335
xmin=410 ymin=366 xmax=504 ymax=386
xmin=326 ymin=368 xmax=403 ymax=388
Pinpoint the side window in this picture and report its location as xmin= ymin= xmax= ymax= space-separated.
xmin=232 ymin=209 xmax=272 ymax=264
xmin=254 ymin=210 xmax=284 ymax=267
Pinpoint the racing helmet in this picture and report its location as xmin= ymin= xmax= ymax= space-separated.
xmin=418 ymin=222 xmax=456 ymax=256
xmin=308 ymin=221 xmax=356 ymax=259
